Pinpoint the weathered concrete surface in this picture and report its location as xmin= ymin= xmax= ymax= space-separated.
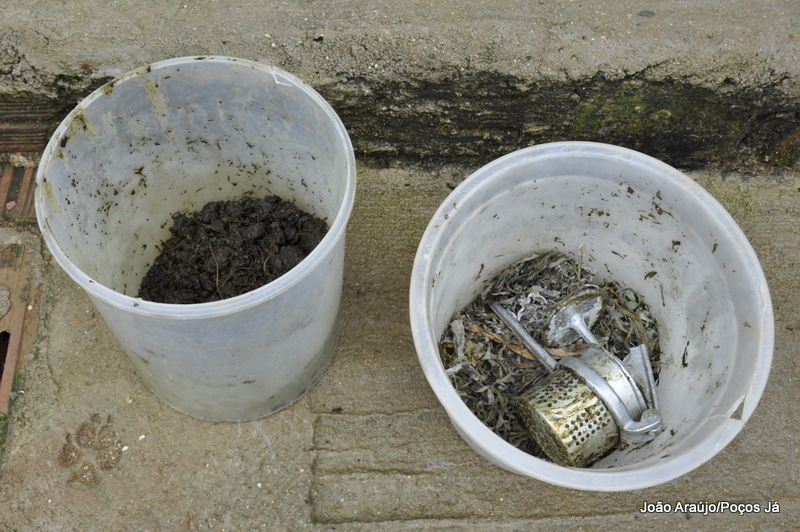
xmin=1 ymin=0 xmax=799 ymax=529
xmin=0 ymin=164 xmax=797 ymax=530
xmin=1 ymin=0 xmax=799 ymax=166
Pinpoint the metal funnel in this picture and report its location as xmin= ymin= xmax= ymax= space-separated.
xmin=545 ymin=289 xmax=605 ymax=346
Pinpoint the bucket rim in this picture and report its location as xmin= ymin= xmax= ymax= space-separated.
xmin=36 ymin=55 xmax=356 ymax=319
xmin=409 ymin=141 xmax=774 ymax=491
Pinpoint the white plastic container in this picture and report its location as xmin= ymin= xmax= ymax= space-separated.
xmin=36 ymin=57 xmax=356 ymax=421
xmin=410 ymin=142 xmax=773 ymax=491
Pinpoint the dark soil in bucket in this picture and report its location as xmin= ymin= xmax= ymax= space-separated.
xmin=137 ymin=195 xmax=328 ymax=304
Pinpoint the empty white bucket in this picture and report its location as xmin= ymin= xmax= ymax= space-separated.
xmin=410 ymin=142 xmax=773 ymax=490
xmin=36 ymin=57 xmax=356 ymax=421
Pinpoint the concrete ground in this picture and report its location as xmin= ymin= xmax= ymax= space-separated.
xmin=1 ymin=1 xmax=799 ymax=530
xmin=0 ymin=165 xmax=796 ymax=531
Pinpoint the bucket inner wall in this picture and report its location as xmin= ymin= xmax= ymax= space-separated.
xmin=36 ymin=57 xmax=356 ymax=421
xmin=39 ymin=58 xmax=350 ymax=297
xmin=413 ymin=143 xmax=772 ymax=486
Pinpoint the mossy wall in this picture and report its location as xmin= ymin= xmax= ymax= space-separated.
xmin=2 ymin=71 xmax=798 ymax=169
xmin=572 ymin=80 xmax=744 ymax=167
xmin=321 ymin=72 xmax=798 ymax=168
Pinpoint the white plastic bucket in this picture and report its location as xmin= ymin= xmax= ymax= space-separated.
xmin=410 ymin=142 xmax=773 ymax=490
xmin=36 ymin=57 xmax=356 ymax=421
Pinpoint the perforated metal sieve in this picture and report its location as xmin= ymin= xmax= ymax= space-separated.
xmin=519 ymin=364 xmax=619 ymax=467
xmin=491 ymin=296 xmax=662 ymax=468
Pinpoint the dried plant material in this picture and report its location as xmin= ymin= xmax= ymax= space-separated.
xmin=465 ymin=324 xmax=537 ymax=361
xmin=465 ymin=323 xmax=580 ymax=362
xmin=438 ymin=250 xmax=661 ymax=459
xmin=546 ymin=346 xmax=582 ymax=359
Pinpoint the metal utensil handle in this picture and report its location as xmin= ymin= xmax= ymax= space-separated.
xmin=490 ymin=302 xmax=558 ymax=373
xmin=566 ymin=312 xmax=600 ymax=345
xmin=559 ymin=355 xmax=663 ymax=443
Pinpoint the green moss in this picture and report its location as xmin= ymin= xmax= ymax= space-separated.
xmin=764 ymin=126 xmax=800 ymax=167
xmin=0 ymin=369 xmax=26 ymax=456
xmin=326 ymin=72 xmax=789 ymax=168
xmin=573 ymin=80 xmax=745 ymax=166
xmin=0 ymin=413 xmax=7 ymax=452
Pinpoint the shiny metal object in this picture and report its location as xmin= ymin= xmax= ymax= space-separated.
xmin=491 ymin=292 xmax=663 ymax=467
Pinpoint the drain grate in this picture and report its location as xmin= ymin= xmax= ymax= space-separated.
xmin=0 ymin=240 xmax=41 ymax=416
xmin=0 ymin=162 xmax=41 ymax=416
xmin=0 ymin=97 xmax=60 ymax=153
xmin=0 ymin=96 xmax=48 ymax=420
xmin=0 ymin=164 xmax=38 ymax=223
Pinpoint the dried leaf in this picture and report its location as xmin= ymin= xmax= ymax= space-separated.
xmin=546 ymin=346 xmax=581 ymax=359
xmin=438 ymin=249 xmax=662 ymax=461
xmin=464 ymin=324 xmax=537 ymax=361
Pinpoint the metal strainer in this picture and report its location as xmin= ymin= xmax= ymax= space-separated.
xmin=518 ymin=363 xmax=620 ymax=467
xmin=491 ymin=291 xmax=662 ymax=468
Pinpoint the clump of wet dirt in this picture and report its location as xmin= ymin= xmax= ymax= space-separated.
xmin=58 ymin=413 xmax=126 ymax=486
xmin=138 ymin=195 xmax=328 ymax=304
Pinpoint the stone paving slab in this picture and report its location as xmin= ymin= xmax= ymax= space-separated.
xmin=0 ymin=164 xmax=797 ymax=530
